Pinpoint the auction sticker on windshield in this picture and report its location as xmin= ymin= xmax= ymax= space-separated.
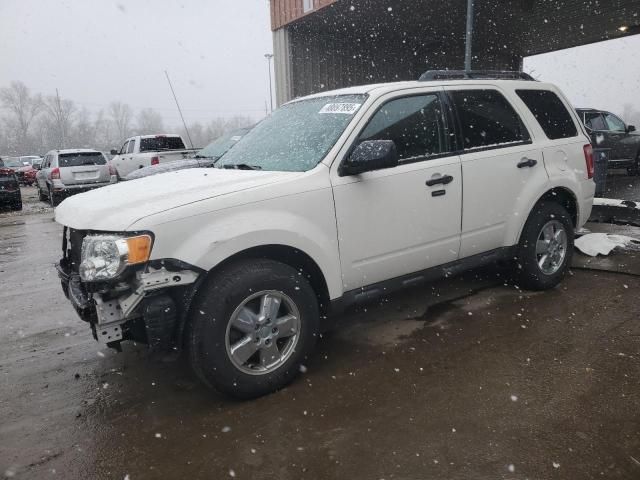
xmin=319 ymin=103 xmax=361 ymax=114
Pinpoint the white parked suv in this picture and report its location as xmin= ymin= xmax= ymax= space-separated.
xmin=55 ymin=71 xmax=595 ymax=398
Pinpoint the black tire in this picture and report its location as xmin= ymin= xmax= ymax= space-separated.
xmin=11 ymin=199 xmax=22 ymax=211
xmin=188 ymin=259 xmax=319 ymax=399
xmin=37 ymin=185 xmax=47 ymax=201
xmin=513 ymin=202 xmax=574 ymax=291
xmin=627 ymin=151 xmax=640 ymax=176
xmin=48 ymin=187 xmax=60 ymax=207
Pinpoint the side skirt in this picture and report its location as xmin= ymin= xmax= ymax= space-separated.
xmin=329 ymin=247 xmax=516 ymax=315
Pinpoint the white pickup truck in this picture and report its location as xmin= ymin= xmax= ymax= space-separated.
xmin=109 ymin=134 xmax=198 ymax=179
xmin=55 ymin=72 xmax=595 ymax=399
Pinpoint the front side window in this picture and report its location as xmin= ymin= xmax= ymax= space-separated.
xmin=584 ymin=112 xmax=606 ymax=131
xmin=516 ymin=89 xmax=578 ymax=139
xmin=357 ymin=94 xmax=449 ymax=161
xmin=217 ymin=94 xmax=366 ymax=172
xmin=604 ymin=113 xmax=626 ymax=132
xmin=127 ymin=139 xmax=136 ymax=154
xmin=120 ymin=141 xmax=129 ymax=155
xmin=451 ymin=89 xmax=530 ymax=150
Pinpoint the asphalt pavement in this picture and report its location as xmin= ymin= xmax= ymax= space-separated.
xmin=1 ymin=187 xmax=639 ymax=480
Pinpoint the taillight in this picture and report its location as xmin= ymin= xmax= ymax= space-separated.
xmin=583 ymin=144 xmax=594 ymax=179
xmin=50 ymin=167 xmax=60 ymax=180
xmin=151 ymin=156 xmax=159 ymax=166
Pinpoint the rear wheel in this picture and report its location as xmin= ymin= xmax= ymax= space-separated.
xmin=11 ymin=198 xmax=22 ymax=211
xmin=626 ymin=151 xmax=640 ymax=176
xmin=37 ymin=184 xmax=47 ymax=201
xmin=188 ymin=259 xmax=319 ymax=399
xmin=513 ymin=202 xmax=574 ymax=291
xmin=48 ymin=187 xmax=61 ymax=207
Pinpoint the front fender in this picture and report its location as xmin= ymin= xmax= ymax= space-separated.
xmin=141 ymin=190 xmax=343 ymax=299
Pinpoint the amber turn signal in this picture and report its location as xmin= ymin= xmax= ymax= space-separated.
xmin=125 ymin=235 xmax=153 ymax=264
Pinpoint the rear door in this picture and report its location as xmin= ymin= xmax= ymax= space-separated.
xmin=58 ymin=152 xmax=109 ymax=185
xmin=602 ymin=112 xmax=636 ymax=162
xmin=36 ymin=154 xmax=51 ymax=189
xmin=447 ymin=86 xmax=546 ymax=258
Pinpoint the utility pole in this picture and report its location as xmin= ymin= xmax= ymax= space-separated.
xmin=264 ymin=53 xmax=274 ymax=113
xmin=464 ymin=0 xmax=474 ymax=71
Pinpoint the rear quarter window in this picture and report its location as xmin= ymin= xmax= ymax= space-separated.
xmin=516 ymin=90 xmax=578 ymax=140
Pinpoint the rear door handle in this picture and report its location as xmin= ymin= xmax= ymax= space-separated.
xmin=426 ymin=174 xmax=454 ymax=187
xmin=517 ymin=158 xmax=537 ymax=168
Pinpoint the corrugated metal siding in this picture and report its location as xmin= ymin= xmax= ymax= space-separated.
xmin=275 ymin=0 xmax=640 ymax=102
xmin=271 ymin=0 xmax=338 ymax=30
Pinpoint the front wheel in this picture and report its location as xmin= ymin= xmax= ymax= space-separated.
xmin=513 ymin=202 xmax=574 ymax=291
xmin=188 ymin=259 xmax=320 ymax=399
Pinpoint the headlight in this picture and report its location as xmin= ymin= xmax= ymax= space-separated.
xmin=79 ymin=234 xmax=152 ymax=282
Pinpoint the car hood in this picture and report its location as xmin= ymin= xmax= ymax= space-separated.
xmin=55 ymin=168 xmax=301 ymax=231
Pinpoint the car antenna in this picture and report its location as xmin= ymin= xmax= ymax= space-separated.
xmin=164 ymin=70 xmax=195 ymax=149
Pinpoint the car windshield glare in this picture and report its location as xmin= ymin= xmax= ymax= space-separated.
xmin=216 ymin=94 xmax=366 ymax=172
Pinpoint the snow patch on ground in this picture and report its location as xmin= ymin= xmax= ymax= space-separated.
xmin=593 ymin=198 xmax=639 ymax=210
xmin=575 ymin=233 xmax=640 ymax=256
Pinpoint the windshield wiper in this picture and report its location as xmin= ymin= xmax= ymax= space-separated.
xmin=220 ymin=163 xmax=262 ymax=170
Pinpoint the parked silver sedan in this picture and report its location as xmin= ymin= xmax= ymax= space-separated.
xmin=35 ymin=149 xmax=116 ymax=206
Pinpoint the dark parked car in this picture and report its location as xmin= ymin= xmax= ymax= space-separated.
xmin=0 ymin=167 xmax=22 ymax=211
xmin=124 ymin=127 xmax=251 ymax=181
xmin=576 ymin=108 xmax=640 ymax=175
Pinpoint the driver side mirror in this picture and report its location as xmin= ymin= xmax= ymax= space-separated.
xmin=110 ymin=149 xmax=119 ymax=156
xmin=339 ymin=140 xmax=399 ymax=176
xmin=627 ymin=125 xmax=636 ymax=133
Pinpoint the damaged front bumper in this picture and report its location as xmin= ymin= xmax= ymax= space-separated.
xmin=57 ymin=260 xmax=201 ymax=350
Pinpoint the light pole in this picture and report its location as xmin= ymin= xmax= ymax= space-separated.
xmin=264 ymin=53 xmax=274 ymax=113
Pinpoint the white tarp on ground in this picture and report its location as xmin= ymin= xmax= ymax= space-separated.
xmin=575 ymin=233 xmax=640 ymax=257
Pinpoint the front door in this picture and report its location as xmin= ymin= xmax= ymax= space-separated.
xmin=331 ymin=91 xmax=462 ymax=291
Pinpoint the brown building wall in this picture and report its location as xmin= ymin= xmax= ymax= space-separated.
xmin=271 ymin=0 xmax=337 ymax=30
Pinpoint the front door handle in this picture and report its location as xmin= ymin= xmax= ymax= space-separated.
xmin=517 ymin=158 xmax=538 ymax=168
xmin=426 ymin=174 xmax=454 ymax=187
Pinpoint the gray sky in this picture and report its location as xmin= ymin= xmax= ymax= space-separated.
xmin=1 ymin=0 xmax=639 ymax=126
xmin=0 ymin=0 xmax=273 ymax=125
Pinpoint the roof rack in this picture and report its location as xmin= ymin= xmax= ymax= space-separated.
xmin=419 ymin=70 xmax=536 ymax=81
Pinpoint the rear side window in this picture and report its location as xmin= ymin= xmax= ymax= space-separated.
xmin=59 ymin=152 xmax=106 ymax=167
xmin=358 ymin=94 xmax=449 ymax=161
xmin=516 ymin=90 xmax=577 ymax=139
xmin=450 ymin=89 xmax=530 ymax=150
xmin=140 ymin=136 xmax=185 ymax=152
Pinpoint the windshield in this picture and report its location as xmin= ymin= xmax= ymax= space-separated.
xmin=59 ymin=152 xmax=106 ymax=167
xmin=197 ymin=128 xmax=251 ymax=159
xmin=216 ymin=94 xmax=366 ymax=172
xmin=3 ymin=158 xmax=23 ymax=168
xmin=139 ymin=136 xmax=185 ymax=152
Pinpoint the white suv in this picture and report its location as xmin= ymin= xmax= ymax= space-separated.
xmin=55 ymin=72 xmax=595 ymax=398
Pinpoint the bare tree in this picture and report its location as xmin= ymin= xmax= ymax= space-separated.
xmin=0 ymin=81 xmax=43 ymax=152
xmin=109 ymin=101 xmax=133 ymax=141
xmin=136 ymin=108 xmax=164 ymax=135
xmin=43 ymin=91 xmax=76 ymax=149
